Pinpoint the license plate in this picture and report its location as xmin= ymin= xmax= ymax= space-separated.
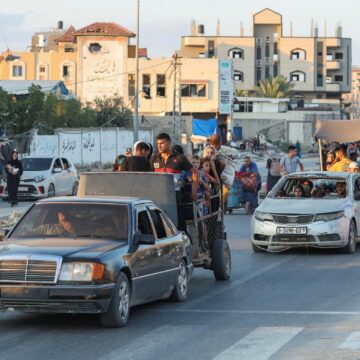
xmin=18 ymin=187 xmax=28 ymax=192
xmin=276 ymin=227 xmax=307 ymax=235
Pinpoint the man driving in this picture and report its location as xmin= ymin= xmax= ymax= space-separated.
xmin=24 ymin=211 xmax=75 ymax=236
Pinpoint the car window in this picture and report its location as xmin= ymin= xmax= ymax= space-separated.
xmin=61 ymin=158 xmax=70 ymax=170
xmin=148 ymin=209 xmax=167 ymax=239
xmin=21 ymin=158 xmax=52 ymax=171
xmin=159 ymin=211 xmax=177 ymax=236
xmin=354 ymin=178 xmax=360 ymax=199
xmin=137 ymin=211 xmax=154 ymax=236
xmin=10 ymin=203 xmax=128 ymax=241
xmin=54 ymin=158 xmax=63 ymax=170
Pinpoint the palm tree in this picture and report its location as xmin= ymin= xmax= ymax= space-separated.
xmin=254 ymin=76 xmax=294 ymax=98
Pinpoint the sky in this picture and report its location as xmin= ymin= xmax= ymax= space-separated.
xmin=1 ymin=0 xmax=360 ymax=64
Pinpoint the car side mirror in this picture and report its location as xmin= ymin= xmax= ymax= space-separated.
xmin=258 ymin=191 xmax=267 ymax=200
xmin=134 ymin=233 xmax=155 ymax=246
xmin=0 ymin=228 xmax=10 ymax=241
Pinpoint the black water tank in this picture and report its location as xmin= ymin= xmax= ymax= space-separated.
xmin=58 ymin=21 xmax=63 ymax=30
xmin=198 ymin=24 xmax=205 ymax=35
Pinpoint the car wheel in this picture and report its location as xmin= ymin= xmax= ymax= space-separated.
xmin=72 ymin=181 xmax=78 ymax=196
xmin=341 ymin=220 xmax=357 ymax=254
xmin=169 ymin=260 xmax=188 ymax=302
xmin=48 ymin=183 xmax=55 ymax=198
xmin=212 ymin=239 xmax=231 ymax=281
xmin=252 ymin=242 xmax=268 ymax=253
xmin=100 ymin=272 xmax=130 ymax=328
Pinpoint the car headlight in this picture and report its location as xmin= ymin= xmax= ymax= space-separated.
xmin=314 ymin=211 xmax=345 ymax=222
xmin=34 ymin=174 xmax=47 ymax=183
xmin=59 ymin=262 xmax=105 ymax=282
xmin=254 ymin=211 xmax=273 ymax=221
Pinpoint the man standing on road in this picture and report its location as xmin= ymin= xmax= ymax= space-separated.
xmin=280 ymin=145 xmax=304 ymax=175
xmin=121 ymin=142 xmax=151 ymax=172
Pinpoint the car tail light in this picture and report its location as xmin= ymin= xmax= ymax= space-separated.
xmin=38 ymin=186 xmax=45 ymax=194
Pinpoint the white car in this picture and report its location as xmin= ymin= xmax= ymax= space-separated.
xmin=0 ymin=157 xmax=78 ymax=200
xmin=251 ymin=171 xmax=360 ymax=254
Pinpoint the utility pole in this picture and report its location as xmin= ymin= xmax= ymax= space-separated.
xmin=133 ymin=0 xmax=140 ymax=142
xmin=172 ymin=52 xmax=182 ymax=144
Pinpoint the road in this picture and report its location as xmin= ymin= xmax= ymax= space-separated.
xmin=1 ymin=212 xmax=360 ymax=360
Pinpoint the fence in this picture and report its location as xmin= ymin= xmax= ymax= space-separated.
xmin=29 ymin=128 xmax=153 ymax=166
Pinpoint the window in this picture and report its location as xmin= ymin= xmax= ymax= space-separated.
xmin=156 ymin=74 xmax=166 ymax=97
xmin=290 ymin=71 xmax=306 ymax=82
xmin=273 ymin=42 xmax=278 ymax=55
xmin=137 ymin=211 xmax=153 ymax=235
xmin=265 ymin=43 xmax=270 ymax=58
xmin=233 ymin=71 xmax=243 ymax=82
xmin=142 ymin=74 xmax=151 ymax=98
xmin=208 ymin=40 xmax=215 ymax=58
xmin=228 ymin=48 xmax=244 ymax=59
xmin=181 ymin=84 xmax=207 ymax=98
xmin=335 ymin=75 xmax=343 ymax=82
xmin=317 ymin=51 xmax=323 ymax=56
xmin=39 ymin=66 xmax=46 ymax=73
xmin=234 ymin=101 xmax=253 ymax=113
xmin=64 ymin=47 xmax=74 ymax=53
xmin=335 ymin=52 xmax=343 ymax=60
xmin=88 ymin=42 xmax=101 ymax=54
xmin=265 ymin=35 xmax=270 ymax=43
xmin=128 ymin=74 xmax=135 ymax=97
xmin=256 ymin=67 xmax=261 ymax=83
xmin=326 ymin=53 xmax=333 ymax=61
xmin=12 ymin=65 xmax=23 ymax=77
xmin=149 ymin=210 xmax=167 ymax=239
xmin=273 ymin=62 xmax=278 ymax=77
xmin=256 ymin=46 xmax=261 ymax=60
xmin=265 ymin=65 xmax=270 ymax=79
xmin=63 ymin=65 xmax=69 ymax=77
xmin=291 ymin=49 xmax=306 ymax=60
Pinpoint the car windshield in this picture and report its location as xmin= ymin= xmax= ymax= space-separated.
xmin=10 ymin=203 xmax=128 ymax=241
xmin=271 ymin=177 xmax=348 ymax=199
xmin=21 ymin=158 xmax=52 ymax=171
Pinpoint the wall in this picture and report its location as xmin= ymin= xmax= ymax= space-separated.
xmin=29 ymin=128 xmax=153 ymax=166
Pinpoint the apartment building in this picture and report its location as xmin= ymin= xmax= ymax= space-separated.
xmin=181 ymin=8 xmax=352 ymax=100
xmin=343 ymin=67 xmax=360 ymax=118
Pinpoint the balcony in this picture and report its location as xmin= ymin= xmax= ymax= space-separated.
xmin=326 ymin=83 xmax=341 ymax=92
xmin=183 ymin=37 xmax=206 ymax=47
xmin=326 ymin=61 xmax=341 ymax=70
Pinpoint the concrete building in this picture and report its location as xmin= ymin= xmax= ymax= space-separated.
xmin=343 ymin=67 xmax=360 ymax=119
xmin=181 ymin=8 xmax=352 ymax=100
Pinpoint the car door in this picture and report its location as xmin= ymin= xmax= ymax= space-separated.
xmin=128 ymin=206 xmax=165 ymax=303
xmin=61 ymin=158 xmax=74 ymax=194
xmin=51 ymin=158 xmax=65 ymax=195
xmin=353 ymin=176 xmax=360 ymax=237
xmin=147 ymin=206 xmax=183 ymax=293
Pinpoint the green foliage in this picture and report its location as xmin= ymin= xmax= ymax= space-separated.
xmin=254 ymin=76 xmax=295 ymax=98
xmin=0 ymin=86 xmax=133 ymax=136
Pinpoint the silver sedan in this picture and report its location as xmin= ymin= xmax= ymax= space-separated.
xmin=251 ymin=172 xmax=360 ymax=253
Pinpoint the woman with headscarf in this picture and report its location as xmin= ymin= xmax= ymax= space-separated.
xmin=5 ymin=150 xmax=23 ymax=206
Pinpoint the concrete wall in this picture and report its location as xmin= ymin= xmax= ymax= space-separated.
xmin=29 ymin=128 xmax=153 ymax=166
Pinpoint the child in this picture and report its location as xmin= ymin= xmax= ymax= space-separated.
xmin=181 ymin=155 xmax=210 ymax=215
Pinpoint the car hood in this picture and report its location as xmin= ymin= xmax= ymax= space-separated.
xmin=0 ymin=238 xmax=127 ymax=259
xmin=258 ymin=197 xmax=349 ymax=215
xmin=21 ymin=170 xmax=49 ymax=181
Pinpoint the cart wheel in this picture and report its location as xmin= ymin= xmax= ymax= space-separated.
xmin=212 ymin=239 xmax=231 ymax=281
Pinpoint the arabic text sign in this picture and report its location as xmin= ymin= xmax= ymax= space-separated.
xmin=219 ymin=60 xmax=233 ymax=115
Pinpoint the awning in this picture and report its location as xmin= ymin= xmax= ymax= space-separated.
xmin=314 ymin=119 xmax=360 ymax=142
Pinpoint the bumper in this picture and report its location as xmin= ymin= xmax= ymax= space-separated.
xmin=0 ymin=283 xmax=115 ymax=314
xmin=251 ymin=217 xmax=350 ymax=248
xmin=0 ymin=186 xmax=47 ymax=199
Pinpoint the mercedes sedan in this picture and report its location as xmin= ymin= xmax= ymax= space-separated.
xmin=251 ymin=172 xmax=360 ymax=253
xmin=0 ymin=196 xmax=192 ymax=327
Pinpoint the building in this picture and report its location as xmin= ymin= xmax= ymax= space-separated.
xmin=343 ymin=67 xmax=360 ymax=119
xmin=181 ymin=8 xmax=352 ymax=101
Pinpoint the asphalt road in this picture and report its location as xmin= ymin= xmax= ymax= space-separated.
xmin=1 ymin=211 xmax=360 ymax=360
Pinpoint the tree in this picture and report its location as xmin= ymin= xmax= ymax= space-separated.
xmin=254 ymin=76 xmax=294 ymax=98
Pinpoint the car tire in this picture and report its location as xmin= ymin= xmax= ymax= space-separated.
xmin=212 ymin=239 xmax=231 ymax=281
xmin=252 ymin=242 xmax=268 ymax=253
xmin=72 ymin=181 xmax=78 ymax=196
xmin=169 ymin=260 xmax=188 ymax=302
xmin=100 ymin=272 xmax=131 ymax=328
xmin=341 ymin=220 xmax=357 ymax=254
xmin=48 ymin=183 xmax=55 ymax=198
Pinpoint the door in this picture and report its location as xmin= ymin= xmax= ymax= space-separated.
xmin=61 ymin=158 xmax=75 ymax=194
xmin=128 ymin=207 xmax=165 ymax=303
xmin=148 ymin=206 xmax=182 ymax=293
xmin=52 ymin=158 xmax=65 ymax=194
xmin=233 ymin=126 xmax=243 ymax=141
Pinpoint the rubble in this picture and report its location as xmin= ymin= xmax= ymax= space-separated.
xmin=0 ymin=211 xmax=23 ymax=229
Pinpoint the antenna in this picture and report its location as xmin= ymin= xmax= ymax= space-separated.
xmin=290 ymin=21 xmax=293 ymax=37
xmin=324 ymin=19 xmax=327 ymax=37
xmin=240 ymin=21 xmax=244 ymax=36
xmin=311 ymin=19 xmax=314 ymax=37
xmin=216 ymin=18 xmax=221 ymax=37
